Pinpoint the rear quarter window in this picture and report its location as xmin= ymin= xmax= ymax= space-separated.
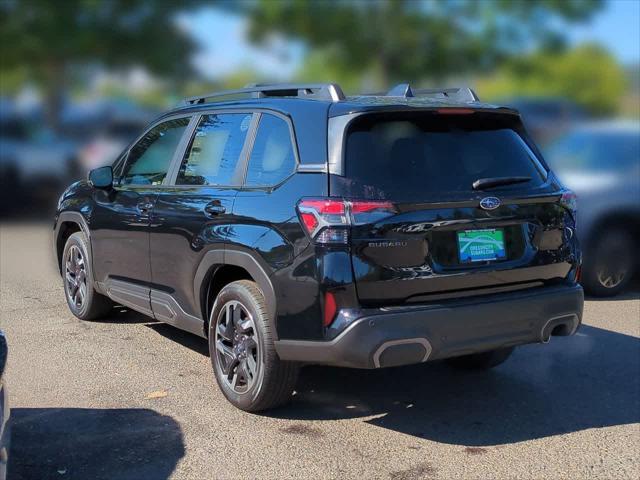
xmin=340 ymin=112 xmax=547 ymax=201
xmin=244 ymin=114 xmax=296 ymax=186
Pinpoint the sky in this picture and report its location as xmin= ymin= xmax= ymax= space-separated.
xmin=176 ymin=9 xmax=303 ymax=80
xmin=178 ymin=0 xmax=640 ymax=81
xmin=567 ymin=0 xmax=640 ymax=64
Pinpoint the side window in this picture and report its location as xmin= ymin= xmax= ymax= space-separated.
xmin=120 ymin=117 xmax=189 ymax=185
xmin=176 ymin=113 xmax=252 ymax=186
xmin=245 ymin=114 xmax=296 ymax=186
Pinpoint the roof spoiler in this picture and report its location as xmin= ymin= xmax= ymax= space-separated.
xmin=386 ymin=83 xmax=479 ymax=102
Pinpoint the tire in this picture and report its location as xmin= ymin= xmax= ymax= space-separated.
xmin=208 ymin=280 xmax=299 ymax=412
xmin=446 ymin=347 xmax=515 ymax=370
xmin=582 ymin=228 xmax=635 ymax=297
xmin=62 ymin=232 xmax=113 ymax=320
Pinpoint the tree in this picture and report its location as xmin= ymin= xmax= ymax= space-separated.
xmin=0 ymin=0 xmax=200 ymax=129
xmin=238 ymin=0 xmax=603 ymax=90
xmin=476 ymin=44 xmax=627 ymax=115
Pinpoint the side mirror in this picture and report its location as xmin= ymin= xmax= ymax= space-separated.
xmin=88 ymin=166 xmax=113 ymax=189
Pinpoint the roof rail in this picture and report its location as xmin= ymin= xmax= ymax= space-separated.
xmin=386 ymin=83 xmax=479 ymax=102
xmin=184 ymin=83 xmax=346 ymax=105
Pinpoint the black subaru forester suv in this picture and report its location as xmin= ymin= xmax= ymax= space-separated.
xmin=54 ymin=83 xmax=584 ymax=411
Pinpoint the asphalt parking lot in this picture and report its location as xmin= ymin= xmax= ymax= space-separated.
xmin=1 ymin=222 xmax=639 ymax=480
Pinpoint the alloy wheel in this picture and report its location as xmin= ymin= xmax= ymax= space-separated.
xmin=596 ymin=264 xmax=628 ymax=289
xmin=214 ymin=300 xmax=260 ymax=394
xmin=595 ymin=233 xmax=632 ymax=289
xmin=65 ymin=245 xmax=87 ymax=309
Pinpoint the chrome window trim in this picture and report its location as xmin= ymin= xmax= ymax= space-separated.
xmin=297 ymin=163 xmax=328 ymax=173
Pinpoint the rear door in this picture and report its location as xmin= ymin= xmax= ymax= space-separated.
xmin=330 ymin=110 xmax=578 ymax=305
xmin=149 ymin=111 xmax=255 ymax=325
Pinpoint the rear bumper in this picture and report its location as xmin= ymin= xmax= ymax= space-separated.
xmin=274 ymin=284 xmax=584 ymax=369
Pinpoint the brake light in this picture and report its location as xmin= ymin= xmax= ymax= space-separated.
xmin=436 ymin=108 xmax=475 ymax=115
xmin=300 ymin=212 xmax=319 ymax=232
xmin=297 ymin=198 xmax=396 ymax=244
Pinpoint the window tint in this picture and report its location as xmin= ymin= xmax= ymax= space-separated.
xmin=121 ymin=118 xmax=189 ymax=185
xmin=341 ymin=113 xmax=546 ymax=201
xmin=245 ymin=114 xmax=296 ymax=186
xmin=176 ymin=113 xmax=252 ymax=186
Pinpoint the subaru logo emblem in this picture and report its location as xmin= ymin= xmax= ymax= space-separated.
xmin=479 ymin=197 xmax=501 ymax=210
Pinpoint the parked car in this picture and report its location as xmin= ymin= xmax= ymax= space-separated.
xmin=503 ymin=97 xmax=586 ymax=147
xmin=0 ymin=111 xmax=79 ymax=218
xmin=545 ymin=121 xmax=640 ymax=296
xmin=54 ymin=83 xmax=583 ymax=411
xmin=75 ymin=101 xmax=157 ymax=173
xmin=0 ymin=331 xmax=9 ymax=480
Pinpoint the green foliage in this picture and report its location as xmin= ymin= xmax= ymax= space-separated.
xmin=0 ymin=0 xmax=198 ymax=76
xmin=477 ymin=44 xmax=627 ymax=115
xmin=0 ymin=0 xmax=202 ymax=127
xmin=240 ymin=0 xmax=603 ymax=90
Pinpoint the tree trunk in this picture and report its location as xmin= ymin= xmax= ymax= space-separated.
xmin=43 ymin=60 xmax=66 ymax=133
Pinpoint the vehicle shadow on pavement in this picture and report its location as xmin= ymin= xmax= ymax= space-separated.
xmin=270 ymin=325 xmax=640 ymax=446
xmin=585 ymin=284 xmax=640 ymax=302
xmin=8 ymin=408 xmax=185 ymax=480
xmin=99 ymin=306 xmax=157 ymax=324
xmin=145 ymin=323 xmax=210 ymax=356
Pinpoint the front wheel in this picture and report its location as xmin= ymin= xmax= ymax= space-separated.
xmin=62 ymin=232 xmax=113 ymax=320
xmin=209 ymin=280 xmax=299 ymax=412
xmin=445 ymin=347 xmax=515 ymax=370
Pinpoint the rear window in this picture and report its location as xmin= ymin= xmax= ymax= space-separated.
xmin=340 ymin=112 xmax=546 ymax=201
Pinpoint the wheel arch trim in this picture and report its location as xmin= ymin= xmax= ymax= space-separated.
xmin=194 ymin=249 xmax=278 ymax=339
xmin=54 ymin=211 xmax=94 ymax=278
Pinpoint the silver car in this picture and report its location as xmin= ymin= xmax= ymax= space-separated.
xmin=545 ymin=121 xmax=640 ymax=296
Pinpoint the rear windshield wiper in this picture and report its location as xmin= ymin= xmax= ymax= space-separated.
xmin=472 ymin=176 xmax=531 ymax=190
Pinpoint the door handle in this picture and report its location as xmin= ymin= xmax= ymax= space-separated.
xmin=204 ymin=203 xmax=226 ymax=216
xmin=137 ymin=201 xmax=154 ymax=215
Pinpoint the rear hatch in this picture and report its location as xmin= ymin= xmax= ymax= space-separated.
xmin=330 ymin=109 xmax=578 ymax=306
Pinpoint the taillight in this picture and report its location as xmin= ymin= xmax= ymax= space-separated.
xmin=297 ymin=198 xmax=396 ymax=244
xmin=297 ymin=199 xmax=348 ymax=244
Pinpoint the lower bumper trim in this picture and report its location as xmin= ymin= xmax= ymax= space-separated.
xmin=275 ymin=284 xmax=584 ymax=369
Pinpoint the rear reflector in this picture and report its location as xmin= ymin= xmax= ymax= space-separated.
xmin=323 ymin=291 xmax=337 ymax=327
